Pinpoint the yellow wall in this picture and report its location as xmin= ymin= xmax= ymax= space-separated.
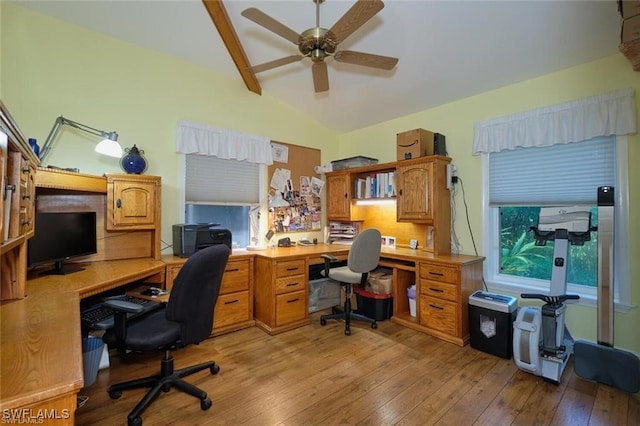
xmin=337 ymin=55 xmax=640 ymax=354
xmin=3 ymin=3 xmax=638 ymax=353
xmin=0 ymin=3 xmax=339 ymax=244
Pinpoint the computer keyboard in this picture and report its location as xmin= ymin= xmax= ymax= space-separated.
xmin=81 ymin=295 xmax=162 ymax=330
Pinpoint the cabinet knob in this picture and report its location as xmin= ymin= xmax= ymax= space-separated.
xmin=22 ymin=194 xmax=31 ymax=200
xmin=116 ymin=198 xmax=122 ymax=208
xmin=21 ymin=220 xmax=31 ymax=226
xmin=398 ymin=189 xmax=403 ymax=196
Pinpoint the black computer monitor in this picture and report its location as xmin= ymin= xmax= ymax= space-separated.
xmin=28 ymin=211 xmax=97 ymax=275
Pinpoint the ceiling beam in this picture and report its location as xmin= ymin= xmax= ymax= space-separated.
xmin=202 ymin=0 xmax=262 ymax=95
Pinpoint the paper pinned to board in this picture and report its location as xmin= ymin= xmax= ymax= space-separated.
xmin=270 ymin=168 xmax=290 ymax=191
xmin=271 ymin=143 xmax=289 ymax=163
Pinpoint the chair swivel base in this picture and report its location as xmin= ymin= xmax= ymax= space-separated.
xmin=320 ymin=297 xmax=377 ymax=336
xmin=107 ymin=352 xmax=220 ymax=426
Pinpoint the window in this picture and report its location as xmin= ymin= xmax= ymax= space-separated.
xmin=483 ymin=136 xmax=630 ymax=306
xmin=180 ymin=154 xmax=266 ymax=248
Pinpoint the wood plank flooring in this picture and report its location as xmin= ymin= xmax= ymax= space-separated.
xmin=76 ymin=312 xmax=639 ymax=425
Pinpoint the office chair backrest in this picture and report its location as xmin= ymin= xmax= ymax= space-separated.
xmin=166 ymin=244 xmax=230 ymax=345
xmin=348 ymin=228 xmax=382 ymax=274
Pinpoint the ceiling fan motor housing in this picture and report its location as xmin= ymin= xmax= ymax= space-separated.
xmin=299 ymin=27 xmax=337 ymax=61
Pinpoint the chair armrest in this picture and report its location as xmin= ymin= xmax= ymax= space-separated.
xmin=321 ymin=253 xmax=339 ymax=277
xmin=102 ymin=299 xmax=144 ymax=314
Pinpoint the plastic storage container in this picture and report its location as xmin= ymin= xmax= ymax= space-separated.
xmin=309 ymin=278 xmax=341 ymax=313
xmin=354 ymin=286 xmax=393 ymax=321
xmin=468 ymin=291 xmax=518 ymax=359
xmin=331 ymin=156 xmax=378 ymax=171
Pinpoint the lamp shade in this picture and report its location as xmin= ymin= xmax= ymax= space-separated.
xmin=95 ymin=138 xmax=123 ymax=158
xmin=269 ymin=192 xmax=290 ymax=208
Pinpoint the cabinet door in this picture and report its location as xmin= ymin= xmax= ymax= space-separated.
xmin=107 ymin=178 xmax=157 ymax=229
xmin=396 ymin=161 xmax=433 ymax=222
xmin=326 ymin=172 xmax=351 ymax=221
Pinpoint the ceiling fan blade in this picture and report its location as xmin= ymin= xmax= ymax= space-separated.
xmin=241 ymin=8 xmax=301 ymax=45
xmin=334 ymin=50 xmax=398 ymax=70
xmin=312 ymin=62 xmax=329 ymax=93
xmin=248 ymin=55 xmax=303 ymax=74
xmin=329 ymin=0 xmax=384 ymax=43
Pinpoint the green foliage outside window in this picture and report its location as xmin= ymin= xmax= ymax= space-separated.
xmin=499 ymin=207 xmax=598 ymax=287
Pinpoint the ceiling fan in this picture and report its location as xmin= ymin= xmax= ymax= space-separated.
xmin=241 ymin=0 xmax=398 ymax=93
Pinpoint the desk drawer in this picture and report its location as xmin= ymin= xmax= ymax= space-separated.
xmin=419 ymin=295 xmax=458 ymax=336
xmin=276 ymin=259 xmax=306 ymax=278
xmin=214 ymin=291 xmax=250 ymax=329
xmin=275 ymin=274 xmax=306 ymax=294
xmin=221 ymin=259 xmax=250 ymax=293
xmin=420 ymin=279 xmax=458 ymax=302
xmin=420 ymin=263 xmax=458 ymax=284
xmin=276 ymin=290 xmax=307 ymax=326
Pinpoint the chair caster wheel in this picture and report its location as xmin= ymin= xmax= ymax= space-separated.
xmin=201 ymin=398 xmax=212 ymax=411
xmin=371 ymin=322 xmax=377 ymax=329
xmin=320 ymin=318 xmax=327 ymax=326
xmin=108 ymin=390 xmax=122 ymax=400
xmin=128 ymin=416 xmax=142 ymax=426
xmin=345 ymin=328 xmax=351 ymax=336
xmin=210 ymin=364 xmax=220 ymax=375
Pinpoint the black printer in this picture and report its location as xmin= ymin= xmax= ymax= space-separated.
xmin=172 ymin=224 xmax=232 ymax=258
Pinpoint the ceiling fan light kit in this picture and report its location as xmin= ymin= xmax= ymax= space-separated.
xmin=242 ymin=0 xmax=398 ymax=93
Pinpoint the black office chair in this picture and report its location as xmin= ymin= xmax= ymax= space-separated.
xmin=320 ymin=228 xmax=382 ymax=335
xmin=102 ymin=245 xmax=230 ymax=426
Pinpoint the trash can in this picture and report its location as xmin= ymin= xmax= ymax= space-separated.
xmin=407 ymin=285 xmax=417 ymax=317
xmin=469 ymin=291 xmax=517 ymax=359
xmin=82 ymin=336 xmax=105 ymax=388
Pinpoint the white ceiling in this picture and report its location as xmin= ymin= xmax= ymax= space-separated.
xmin=13 ymin=0 xmax=623 ymax=133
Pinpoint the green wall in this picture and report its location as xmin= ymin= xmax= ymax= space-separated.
xmin=3 ymin=3 xmax=638 ymax=354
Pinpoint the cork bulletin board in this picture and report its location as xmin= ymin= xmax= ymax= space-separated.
xmin=268 ymin=141 xmax=322 ymax=234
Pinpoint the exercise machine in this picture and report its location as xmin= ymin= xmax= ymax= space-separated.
xmin=513 ymin=206 xmax=591 ymax=384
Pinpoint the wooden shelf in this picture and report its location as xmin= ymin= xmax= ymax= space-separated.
xmin=35 ymin=167 xmax=107 ymax=193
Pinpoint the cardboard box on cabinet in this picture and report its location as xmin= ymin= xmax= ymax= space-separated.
xmin=396 ymin=128 xmax=434 ymax=160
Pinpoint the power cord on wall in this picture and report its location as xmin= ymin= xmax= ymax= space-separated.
xmin=452 ymin=177 xmax=488 ymax=291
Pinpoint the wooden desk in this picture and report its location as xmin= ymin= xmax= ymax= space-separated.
xmin=0 ymin=258 xmax=165 ymax=425
xmin=252 ymin=244 xmax=484 ymax=345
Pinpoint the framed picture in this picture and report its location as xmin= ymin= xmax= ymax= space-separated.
xmin=386 ymin=236 xmax=396 ymax=249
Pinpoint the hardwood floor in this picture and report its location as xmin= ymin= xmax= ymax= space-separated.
xmin=76 ymin=312 xmax=639 ymax=425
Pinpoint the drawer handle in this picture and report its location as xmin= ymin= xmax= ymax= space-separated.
xmin=428 ymin=287 xmax=444 ymax=293
xmin=428 ymin=271 xmax=444 ymax=276
xmin=429 ymin=304 xmax=444 ymax=310
xmin=286 ymin=282 xmax=299 ymax=287
xmin=287 ymin=298 xmax=300 ymax=303
xmin=22 ymin=194 xmax=31 ymax=200
xmin=21 ymin=220 xmax=31 ymax=226
xmin=224 ymin=299 xmax=239 ymax=305
xmin=286 ymin=267 xmax=299 ymax=271
xmin=226 ymin=268 xmax=239 ymax=272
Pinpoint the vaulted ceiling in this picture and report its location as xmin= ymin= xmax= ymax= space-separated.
xmin=12 ymin=1 xmax=623 ymax=133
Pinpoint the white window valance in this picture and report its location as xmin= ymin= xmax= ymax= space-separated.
xmin=176 ymin=121 xmax=273 ymax=165
xmin=472 ymin=87 xmax=636 ymax=155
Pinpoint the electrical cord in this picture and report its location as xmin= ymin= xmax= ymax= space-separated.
xmin=456 ymin=177 xmax=488 ymax=291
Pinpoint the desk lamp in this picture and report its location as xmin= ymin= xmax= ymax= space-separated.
xmin=248 ymin=190 xmax=290 ymax=250
xmin=39 ymin=116 xmax=123 ymax=163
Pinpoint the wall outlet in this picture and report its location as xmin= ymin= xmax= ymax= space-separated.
xmin=446 ymin=164 xmax=457 ymax=190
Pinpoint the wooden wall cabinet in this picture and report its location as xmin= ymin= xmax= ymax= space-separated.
xmin=254 ymin=256 xmax=309 ymax=334
xmin=1 ymin=101 xmax=39 ymax=301
xmin=106 ymin=174 xmax=159 ymax=230
xmin=326 ymin=172 xmax=351 ymax=221
xmin=325 ymin=156 xmax=451 ymax=255
xmin=396 ymin=159 xmax=434 ymax=221
xmin=164 ymin=254 xmax=255 ymax=336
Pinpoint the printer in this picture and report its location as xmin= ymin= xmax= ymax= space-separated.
xmin=172 ymin=224 xmax=232 ymax=258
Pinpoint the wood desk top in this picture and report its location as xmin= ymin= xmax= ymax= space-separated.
xmin=0 ymin=258 xmax=165 ymax=412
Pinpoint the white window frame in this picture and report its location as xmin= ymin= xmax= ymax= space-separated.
xmin=481 ymin=136 xmax=631 ymax=311
xmin=177 ymin=154 xmax=268 ymax=247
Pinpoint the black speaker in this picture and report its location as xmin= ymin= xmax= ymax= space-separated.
xmin=434 ymin=133 xmax=447 ymax=156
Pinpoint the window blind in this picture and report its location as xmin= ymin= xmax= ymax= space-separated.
xmin=488 ymin=136 xmax=615 ymax=206
xmin=185 ymin=155 xmax=259 ymax=204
